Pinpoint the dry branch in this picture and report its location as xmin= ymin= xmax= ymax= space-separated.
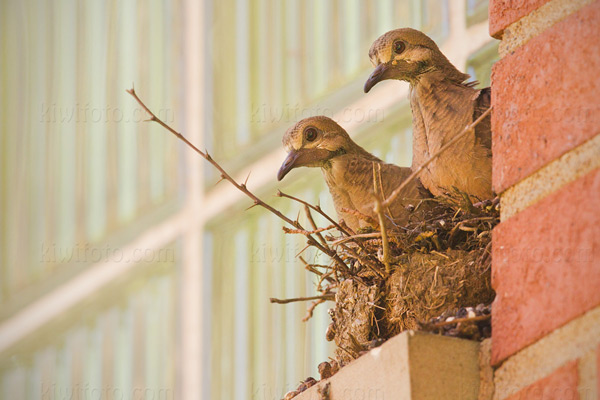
xmin=270 ymin=294 xmax=335 ymax=304
xmin=126 ymin=87 xmax=352 ymax=275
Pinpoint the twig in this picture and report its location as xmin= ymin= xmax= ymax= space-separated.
xmin=277 ymin=190 xmax=353 ymax=237
xmin=340 ymin=208 xmax=378 ymax=227
xmin=373 ymin=163 xmax=391 ymax=274
xmin=304 ymin=205 xmax=329 ymax=247
xmin=270 ymin=294 xmax=335 ymax=304
xmin=277 ymin=191 xmax=380 ymax=270
xmin=382 ymin=106 xmax=492 ymax=208
xmin=302 ymin=299 xmax=327 ymax=322
xmin=375 ymin=199 xmax=391 ymax=275
xmin=283 ymin=225 xmax=335 ymax=235
xmin=127 ymin=87 xmax=351 ymax=275
xmin=330 ymin=232 xmax=381 ymax=246
xmin=127 ymin=87 xmax=296 ymax=228
xmin=339 ymin=244 xmax=385 ymax=279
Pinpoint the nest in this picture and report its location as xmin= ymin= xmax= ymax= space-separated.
xmin=294 ymin=194 xmax=499 ymax=367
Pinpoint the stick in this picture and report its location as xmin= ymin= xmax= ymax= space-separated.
xmin=270 ymin=294 xmax=335 ymax=304
xmin=283 ymin=225 xmax=335 ymax=235
xmin=278 ymin=191 xmax=378 ymax=266
xmin=302 ymin=299 xmax=327 ymax=322
xmin=304 ymin=205 xmax=329 ymax=247
xmin=381 ymin=106 xmax=492 ymax=208
xmin=277 ymin=190 xmax=353 ymax=237
xmin=127 ymin=87 xmax=295 ymax=227
xmin=339 ymin=244 xmax=385 ymax=279
xmin=372 ymin=163 xmax=391 ymax=274
xmin=330 ymin=232 xmax=382 ymax=246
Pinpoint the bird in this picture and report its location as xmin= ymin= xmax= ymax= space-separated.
xmin=277 ymin=116 xmax=431 ymax=232
xmin=364 ymin=28 xmax=492 ymax=201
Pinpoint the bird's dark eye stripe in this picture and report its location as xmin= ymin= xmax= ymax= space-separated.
xmin=393 ymin=40 xmax=405 ymax=54
xmin=305 ymin=128 xmax=318 ymax=142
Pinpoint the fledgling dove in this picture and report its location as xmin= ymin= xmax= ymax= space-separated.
xmin=364 ymin=28 xmax=492 ymax=201
xmin=277 ymin=116 xmax=430 ymax=231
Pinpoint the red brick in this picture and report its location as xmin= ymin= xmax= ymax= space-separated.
xmin=489 ymin=0 xmax=551 ymax=38
xmin=491 ymin=169 xmax=600 ymax=364
xmin=491 ymin=2 xmax=600 ymax=193
xmin=505 ymin=361 xmax=579 ymax=400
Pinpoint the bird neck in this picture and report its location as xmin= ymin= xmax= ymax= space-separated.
xmin=351 ymin=143 xmax=382 ymax=162
xmin=409 ymin=72 xmax=477 ymax=113
xmin=321 ymin=145 xmax=381 ymax=174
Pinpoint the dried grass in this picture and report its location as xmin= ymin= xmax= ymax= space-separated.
xmin=317 ymin=193 xmax=498 ymax=365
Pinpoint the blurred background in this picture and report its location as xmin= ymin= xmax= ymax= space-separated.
xmin=0 ymin=1 xmax=496 ymax=399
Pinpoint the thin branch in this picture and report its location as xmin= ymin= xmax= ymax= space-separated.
xmin=277 ymin=191 xmax=380 ymax=272
xmin=372 ymin=163 xmax=391 ymax=274
xmin=382 ymin=106 xmax=492 ymax=208
xmin=340 ymin=208 xmax=378 ymax=227
xmin=277 ymin=190 xmax=354 ymax=237
xmin=374 ymin=199 xmax=391 ymax=274
xmin=283 ymin=225 xmax=335 ymax=235
xmin=304 ymin=205 xmax=329 ymax=247
xmin=339 ymin=244 xmax=385 ymax=279
xmin=128 ymin=87 xmax=297 ymax=227
xmin=330 ymin=232 xmax=381 ymax=246
xmin=302 ymin=299 xmax=327 ymax=322
xmin=127 ymin=87 xmax=351 ymax=275
xmin=270 ymin=294 xmax=335 ymax=304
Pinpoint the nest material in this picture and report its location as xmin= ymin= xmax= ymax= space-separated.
xmin=329 ymin=249 xmax=493 ymax=365
xmin=322 ymin=194 xmax=498 ymax=366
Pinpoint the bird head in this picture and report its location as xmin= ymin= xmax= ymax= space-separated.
xmin=364 ymin=28 xmax=468 ymax=93
xmin=277 ymin=116 xmax=353 ymax=181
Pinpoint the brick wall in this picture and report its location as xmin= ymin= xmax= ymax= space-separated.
xmin=489 ymin=0 xmax=600 ymax=399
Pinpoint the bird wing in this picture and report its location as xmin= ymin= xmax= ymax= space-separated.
xmin=342 ymin=157 xmax=429 ymax=225
xmin=473 ymin=87 xmax=492 ymax=150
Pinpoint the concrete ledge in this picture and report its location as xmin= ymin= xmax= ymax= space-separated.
xmin=295 ymin=331 xmax=482 ymax=400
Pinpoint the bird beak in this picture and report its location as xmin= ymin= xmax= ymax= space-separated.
xmin=277 ymin=148 xmax=331 ymax=181
xmin=277 ymin=150 xmax=301 ymax=181
xmin=364 ymin=63 xmax=390 ymax=93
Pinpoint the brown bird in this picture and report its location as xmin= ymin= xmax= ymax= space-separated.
xmin=277 ymin=116 xmax=430 ymax=231
xmin=364 ymin=28 xmax=492 ymax=201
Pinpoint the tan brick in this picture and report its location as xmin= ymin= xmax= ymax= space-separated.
xmin=504 ymin=362 xmax=578 ymax=400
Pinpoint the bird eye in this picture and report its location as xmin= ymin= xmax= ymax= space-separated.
xmin=393 ymin=40 xmax=405 ymax=55
xmin=305 ymin=127 xmax=318 ymax=142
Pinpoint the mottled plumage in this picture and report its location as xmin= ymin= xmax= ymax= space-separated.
xmin=365 ymin=28 xmax=493 ymax=201
xmin=277 ymin=117 xmax=430 ymax=231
